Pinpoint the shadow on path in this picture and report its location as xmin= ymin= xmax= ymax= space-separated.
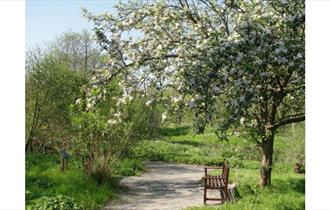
xmin=103 ymin=161 xmax=221 ymax=210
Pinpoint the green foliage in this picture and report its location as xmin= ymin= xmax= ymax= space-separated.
xmin=113 ymin=158 xmax=145 ymax=176
xmin=125 ymin=98 xmax=163 ymax=140
xmin=26 ymin=153 xmax=145 ymax=209
xmin=274 ymin=123 xmax=305 ymax=166
xmin=133 ymin=125 xmax=304 ymax=172
xmin=25 ymin=30 xmax=106 ymax=153
xmin=27 ymin=195 xmax=82 ymax=210
xmin=26 ymin=153 xmax=119 ymax=210
xmin=26 ymin=123 xmax=303 ymax=209
xmin=84 ymin=0 xmax=305 ymax=142
xmin=69 ymin=75 xmax=165 ymax=180
xmin=188 ymin=169 xmax=304 ymax=210
xmin=131 ymin=124 xmax=305 ymax=209
xmin=25 ymin=51 xmax=88 ymax=152
xmin=70 ymin=101 xmax=136 ymax=181
xmin=51 ymin=29 xmax=103 ymax=72
xmin=159 ymin=126 xmax=190 ymax=136
xmin=84 ymin=0 xmax=305 ymax=186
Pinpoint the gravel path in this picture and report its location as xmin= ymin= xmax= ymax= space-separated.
xmin=103 ymin=161 xmax=221 ymax=210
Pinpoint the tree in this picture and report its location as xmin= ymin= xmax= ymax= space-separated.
xmin=25 ymin=49 xmax=87 ymax=152
xmin=69 ymin=76 xmax=163 ymax=181
xmin=25 ymin=30 xmax=108 ymax=152
xmin=51 ymin=29 xmax=103 ymax=72
xmin=82 ymin=0 xmax=304 ymax=187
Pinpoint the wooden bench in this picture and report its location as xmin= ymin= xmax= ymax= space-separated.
xmin=203 ymin=161 xmax=230 ymax=204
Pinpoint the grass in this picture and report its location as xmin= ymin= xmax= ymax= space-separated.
xmin=26 ymin=153 xmax=144 ymax=209
xmin=133 ymin=126 xmax=256 ymax=167
xmin=26 ymin=124 xmax=304 ymax=209
xmin=188 ymin=169 xmax=304 ymax=210
xmin=132 ymin=125 xmax=304 ymax=172
xmin=132 ymin=124 xmax=305 ymax=210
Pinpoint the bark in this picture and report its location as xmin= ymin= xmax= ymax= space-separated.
xmin=260 ymin=132 xmax=275 ymax=187
xmin=26 ymin=94 xmax=41 ymax=152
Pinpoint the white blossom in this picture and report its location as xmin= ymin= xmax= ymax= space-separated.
xmin=172 ymin=96 xmax=181 ymax=103
xmin=113 ymin=112 xmax=122 ymax=118
xmin=75 ymin=98 xmax=82 ymax=105
xmin=161 ymin=112 xmax=167 ymax=122
xmin=107 ymin=119 xmax=117 ymax=125
xmin=188 ymin=99 xmax=196 ymax=108
xmin=233 ymin=131 xmax=240 ymax=136
xmin=145 ymin=99 xmax=153 ymax=106
xmin=250 ymin=119 xmax=258 ymax=127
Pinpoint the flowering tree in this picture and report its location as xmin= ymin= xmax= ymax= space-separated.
xmin=82 ymin=0 xmax=304 ymax=187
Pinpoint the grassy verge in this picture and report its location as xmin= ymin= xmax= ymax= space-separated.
xmin=26 ymin=153 xmax=144 ymax=209
xmin=133 ymin=125 xmax=304 ymax=172
xmin=132 ymin=124 xmax=305 ymax=210
xmin=26 ymin=124 xmax=304 ymax=209
xmin=188 ymin=169 xmax=304 ymax=210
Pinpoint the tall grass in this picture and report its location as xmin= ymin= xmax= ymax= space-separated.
xmin=26 ymin=153 xmax=144 ymax=209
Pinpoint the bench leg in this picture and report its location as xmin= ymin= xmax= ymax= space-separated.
xmin=203 ymin=187 xmax=207 ymax=204
xmin=224 ymin=188 xmax=229 ymax=202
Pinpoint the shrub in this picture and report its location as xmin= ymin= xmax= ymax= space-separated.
xmin=25 ymin=53 xmax=87 ymax=153
xmin=113 ymin=158 xmax=145 ymax=176
xmin=27 ymin=195 xmax=83 ymax=210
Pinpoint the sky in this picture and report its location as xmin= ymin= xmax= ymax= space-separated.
xmin=26 ymin=0 xmax=118 ymax=47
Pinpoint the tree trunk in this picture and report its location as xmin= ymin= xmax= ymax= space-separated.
xmin=260 ymin=132 xmax=274 ymax=187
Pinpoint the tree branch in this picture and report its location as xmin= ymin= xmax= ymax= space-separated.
xmin=274 ymin=114 xmax=305 ymax=130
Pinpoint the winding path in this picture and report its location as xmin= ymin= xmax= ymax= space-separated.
xmin=103 ymin=161 xmax=221 ymax=210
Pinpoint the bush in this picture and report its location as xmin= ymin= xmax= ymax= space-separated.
xmin=25 ymin=53 xmax=87 ymax=152
xmin=27 ymin=195 xmax=83 ymax=210
xmin=113 ymin=158 xmax=145 ymax=176
xmin=227 ymin=157 xmax=244 ymax=168
xmin=26 ymin=153 xmax=118 ymax=210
